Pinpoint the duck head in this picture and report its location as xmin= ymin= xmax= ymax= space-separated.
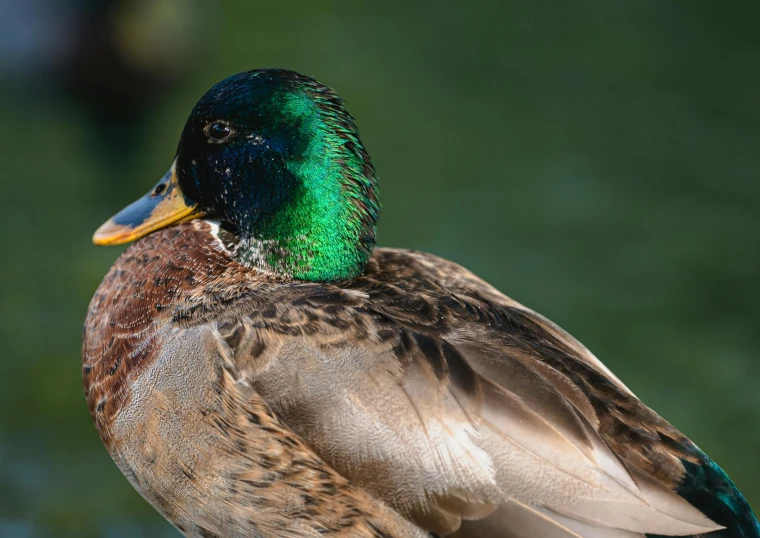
xmin=93 ymin=69 xmax=379 ymax=282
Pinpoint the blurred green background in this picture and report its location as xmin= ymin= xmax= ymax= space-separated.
xmin=1 ymin=1 xmax=758 ymax=536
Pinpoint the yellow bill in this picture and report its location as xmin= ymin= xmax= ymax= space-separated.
xmin=93 ymin=162 xmax=204 ymax=246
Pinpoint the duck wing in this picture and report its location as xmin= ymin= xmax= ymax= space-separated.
xmin=180 ymin=248 xmax=742 ymax=537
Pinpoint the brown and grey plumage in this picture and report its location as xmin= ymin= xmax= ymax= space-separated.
xmin=83 ymin=69 xmax=758 ymax=537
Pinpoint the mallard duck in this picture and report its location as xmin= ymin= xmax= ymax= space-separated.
xmin=83 ymin=69 xmax=758 ymax=538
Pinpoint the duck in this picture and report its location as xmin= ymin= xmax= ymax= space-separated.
xmin=83 ymin=68 xmax=759 ymax=538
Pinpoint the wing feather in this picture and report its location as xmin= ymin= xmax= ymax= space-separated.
xmin=190 ymin=248 xmax=723 ymax=537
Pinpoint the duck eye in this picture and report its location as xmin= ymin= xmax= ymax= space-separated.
xmin=206 ymin=122 xmax=232 ymax=143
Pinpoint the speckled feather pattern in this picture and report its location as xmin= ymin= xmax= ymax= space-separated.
xmin=83 ymin=221 xmax=424 ymax=538
xmin=83 ymin=221 xmax=758 ymax=537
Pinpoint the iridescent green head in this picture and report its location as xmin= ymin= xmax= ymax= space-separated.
xmin=178 ymin=69 xmax=379 ymax=281
xmin=93 ymin=69 xmax=379 ymax=282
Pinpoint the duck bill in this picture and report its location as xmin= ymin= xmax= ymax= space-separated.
xmin=92 ymin=162 xmax=205 ymax=246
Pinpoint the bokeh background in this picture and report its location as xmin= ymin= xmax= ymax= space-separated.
xmin=1 ymin=1 xmax=759 ymax=536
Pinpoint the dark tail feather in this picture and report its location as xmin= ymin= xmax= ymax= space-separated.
xmin=649 ymin=450 xmax=759 ymax=537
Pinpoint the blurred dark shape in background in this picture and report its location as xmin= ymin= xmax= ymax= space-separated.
xmin=2 ymin=0 xmax=201 ymax=198
xmin=0 ymin=2 xmax=758 ymax=537
xmin=62 ymin=0 xmax=192 ymax=134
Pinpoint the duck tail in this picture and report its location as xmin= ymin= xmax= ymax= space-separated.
xmin=649 ymin=449 xmax=759 ymax=538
